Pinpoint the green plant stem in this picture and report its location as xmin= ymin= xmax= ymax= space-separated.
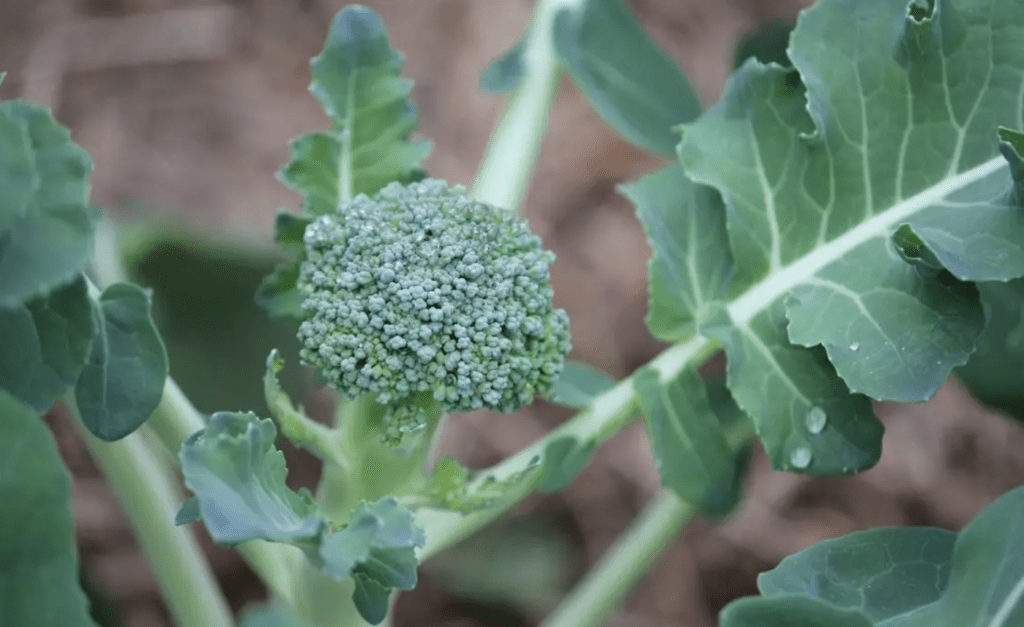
xmin=544 ymin=490 xmax=694 ymax=627
xmin=472 ymin=0 xmax=584 ymax=213
xmin=539 ymin=418 xmax=756 ymax=627
xmin=90 ymin=221 xmax=297 ymax=604
xmin=417 ymin=335 xmax=719 ymax=559
xmin=65 ymin=393 xmax=234 ymax=627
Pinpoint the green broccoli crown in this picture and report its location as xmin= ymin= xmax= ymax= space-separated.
xmin=296 ymin=179 xmax=571 ymax=416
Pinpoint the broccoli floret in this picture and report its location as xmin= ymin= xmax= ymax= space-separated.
xmin=296 ymin=179 xmax=571 ymax=433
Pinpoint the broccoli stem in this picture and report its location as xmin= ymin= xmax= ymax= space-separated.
xmin=539 ymin=419 xmax=755 ymax=627
xmin=417 ymin=334 xmax=723 ymax=560
xmin=64 ymin=392 xmax=234 ymax=627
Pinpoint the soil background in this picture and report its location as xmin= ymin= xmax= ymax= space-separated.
xmin=3 ymin=1 xmax=1024 ymax=626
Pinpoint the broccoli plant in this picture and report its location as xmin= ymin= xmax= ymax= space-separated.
xmin=2 ymin=0 xmax=1024 ymax=626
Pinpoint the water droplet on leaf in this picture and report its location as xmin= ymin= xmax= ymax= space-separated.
xmin=789 ymin=446 xmax=812 ymax=469
xmin=805 ymin=406 xmax=827 ymax=434
xmin=849 ymin=342 xmax=860 ymax=351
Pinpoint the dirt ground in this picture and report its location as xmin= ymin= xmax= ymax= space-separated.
xmin=4 ymin=1 xmax=1024 ymax=626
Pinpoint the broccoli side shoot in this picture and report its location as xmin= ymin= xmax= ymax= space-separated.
xmin=296 ymin=179 xmax=571 ymax=430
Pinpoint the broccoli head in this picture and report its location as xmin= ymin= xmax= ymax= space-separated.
xmin=296 ymin=179 xmax=571 ymax=423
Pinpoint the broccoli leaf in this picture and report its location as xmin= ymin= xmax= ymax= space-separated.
xmin=263 ymin=349 xmax=347 ymax=466
xmin=546 ymin=360 xmax=616 ymax=409
xmin=425 ymin=456 xmax=542 ymax=514
xmin=552 ymin=0 xmax=701 ymax=157
xmin=279 ymin=5 xmax=431 ymax=216
xmin=0 ymin=101 xmax=94 ymax=308
xmin=480 ymin=35 xmax=528 ymax=93
xmin=633 ymin=0 xmax=1024 ymax=473
xmin=956 ymin=279 xmax=1024 ymax=421
xmin=75 ymin=282 xmax=168 ymax=441
xmin=758 ymin=527 xmax=956 ymax=621
xmin=319 ymin=497 xmax=425 ymax=624
xmin=0 ymin=276 xmax=94 ymax=412
xmin=256 ymin=213 xmax=312 ymax=319
xmin=634 ymin=366 xmax=743 ymax=515
xmin=178 ymin=411 xmax=325 ymax=545
xmin=731 ymin=487 xmax=1024 ymax=626
xmin=239 ymin=605 xmax=314 ymax=627
xmin=0 ymin=391 xmax=98 ymax=627
xmin=539 ymin=436 xmax=595 ymax=493
xmin=721 ymin=597 xmax=874 ymax=627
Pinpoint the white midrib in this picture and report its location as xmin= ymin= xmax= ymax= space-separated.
xmin=726 ymin=155 xmax=1007 ymax=327
xmin=990 ymin=574 xmax=1024 ymax=627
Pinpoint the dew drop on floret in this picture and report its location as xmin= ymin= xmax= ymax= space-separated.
xmin=296 ymin=179 xmax=571 ymax=423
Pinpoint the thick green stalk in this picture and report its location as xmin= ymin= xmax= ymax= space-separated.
xmin=540 ymin=419 xmax=756 ymax=627
xmin=67 ymin=394 xmax=234 ymax=627
xmin=543 ymin=490 xmax=694 ymax=627
xmin=417 ymin=335 xmax=719 ymax=559
xmin=472 ymin=0 xmax=585 ymax=213
xmin=87 ymin=231 xmax=296 ymax=604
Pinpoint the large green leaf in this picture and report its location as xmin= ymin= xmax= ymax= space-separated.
xmin=758 ymin=527 xmax=957 ymax=620
xmin=178 ymin=411 xmax=325 ymax=545
xmin=634 ymin=366 xmax=743 ymax=515
xmin=278 ymin=5 xmax=430 ymax=216
xmin=552 ymin=0 xmax=701 ymax=157
xmin=75 ymin=282 xmax=168 ymax=441
xmin=0 ymin=101 xmax=94 ymax=308
xmin=633 ymin=0 xmax=1024 ymax=473
xmin=730 ymin=487 xmax=1024 ymax=626
xmin=0 ymin=391 xmax=97 ymax=627
xmin=0 ymin=277 xmax=94 ymax=412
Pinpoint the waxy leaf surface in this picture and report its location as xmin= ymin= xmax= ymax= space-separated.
xmin=178 ymin=411 xmax=324 ymax=544
xmin=636 ymin=0 xmax=1024 ymax=472
xmin=0 ymin=277 xmax=93 ymax=412
xmin=279 ymin=5 xmax=430 ymax=216
xmin=732 ymin=487 xmax=1024 ymax=626
xmin=0 ymin=101 xmax=93 ymax=308
xmin=553 ymin=0 xmax=701 ymax=156
xmin=0 ymin=391 xmax=97 ymax=627
xmin=635 ymin=366 xmax=743 ymax=515
xmin=75 ymin=283 xmax=168 ymax=441
xmin=546 ymin=360 xmax=615 ymax=409
xmin=319 ymin=497 xmax=425 ymax=624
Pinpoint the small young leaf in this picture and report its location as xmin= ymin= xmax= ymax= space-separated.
xmin=173 ymin=496 xmax=202 ymax=526
xmin=720 ymin=596 xmax=874 ymax=627
xmin=539 ymin=436 xmax=596 ymax=493
xmin=179 ymin=411 xmax=325 ymax=545
xmin=0 ymin=101 xmax=94 ymax=308
xmin=634 ymin=366 xmax=742 ymax=515
xmin=546 ymin=360 xmax=615 ymax=409
xmin=351 ymin=574 xmax=391 ymax=625
xmin=264 ymin=350 xmax=318 ymax=447
xmin=480 ymin=35 xmax=528 ymax=93
xmin=256 ymin=213 xmax=312 ymax=319
xmin=318 ymin=497 xmax=424 ymax=623
xmin=279 ymin=5 xmax=431 ymax=215
xmin=0 ymin=276 xmax=94 ymax=412
xmin=426 ymin=456 xmax=542 ymax=514
xmin=553 ymin=0 xmax=701 ymax=156
xmin=75 ymin=282 xmax=169 ymax=441
xmin=0 ymin=391 xmax=98 ymax=627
